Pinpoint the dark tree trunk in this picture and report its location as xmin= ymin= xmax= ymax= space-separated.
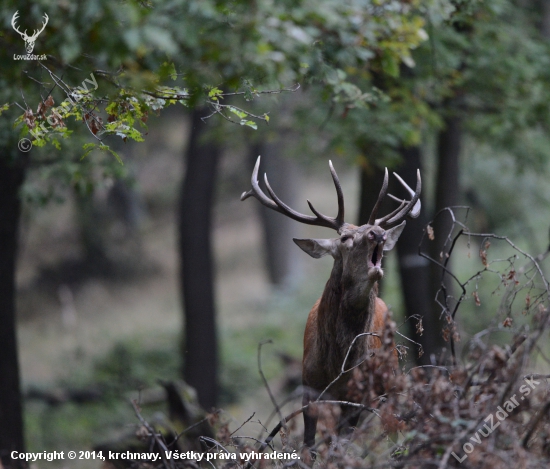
xmin=74 ymin=192 xmax=111 ymax=274
xmin=179 ymin=110 xmax=220 ymax=410
xmin=248 ymin=142 xmax=300 ymax=288
xmin=394 ymin=147 xmax=446 ymax=364
xmin=541 ymin=0 xmax=550 ymax=38
xmin=357 ymin=163 xmax=391 ymax=228
xmin=107 ymin=179 xmax=144 ymax=233
xmin=357 ymin=153 xmax=446 ymax=364
xmin=429 ymin=116 xmax=462 ymax=363
xmin=0 ymin=150 xmax=27 ymax=468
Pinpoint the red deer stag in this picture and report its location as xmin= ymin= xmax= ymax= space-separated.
xmin=241 ymin=157 xmax=420 ymax=453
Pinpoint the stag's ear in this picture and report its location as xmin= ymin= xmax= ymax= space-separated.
xmin=293 ymin=238 xmax=336 ymax=259
xmin=383 ymin=221 xmax=406 ymax=251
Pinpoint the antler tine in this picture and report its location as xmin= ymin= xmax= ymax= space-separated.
xmin=367 ymin=168 xmax=389 ymax=225
xmin=11 ymin=11 xmax=23 ymax=36
xmin=328 ymin=160 xmax=345 ymax=228
xmin=240 ymin=156 xmax=278 ymax=209
xmin=241 ymin=156 xmax=345 ymax=232
xmin=387 ymin=172 xmax=421 ymax=219
xmin=37 ymin=13 xmax=48 ymax=34
xmin=376 ymin=170 xmax=421 ymax=227
xmin=374 ymin=199 xmax=406 ymax=226
xmin=264 ymin=172 xmax=343 ymax=231
xmin=29 ymin=13 xmax=48 ymax=39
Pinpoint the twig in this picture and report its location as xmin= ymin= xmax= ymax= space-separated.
xmin=230 ymin=412 xmax=256 ymax=437
xmin=257 ymin=339 xmax=284 ymax=423
xmin=220 ymin=84 xmax=300 ymax=97
xmin=263 ymin=387 xmax=303 ymax=431
xmin=317 ymin=332 xmax=380 ymax=401
xmin=173 ymin=412 xmax=219 ymax=443
xmin=405 ymin=365 xmax=450 ymax=375
xmin=199 ymin=436 xmax=231 ymax=453
xmin=130 ymin=399 xmax=175 ymax=469
xmin=230 ymin=435 xmax=273 ymax=449
xmin=522 ymin=400 xmax=550 ymax=448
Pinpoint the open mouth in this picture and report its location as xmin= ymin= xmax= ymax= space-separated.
xmin=369 ymin=244 xmax=383 ymax=269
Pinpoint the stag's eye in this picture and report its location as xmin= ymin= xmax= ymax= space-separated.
xmin=340 ymin=235 xmax=350 ymax=243
xmin=368 ymin=231 xmax=375 ymax=240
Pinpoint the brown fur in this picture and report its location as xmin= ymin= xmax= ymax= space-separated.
xmin=301 ymin=262 xmax=397 ymax=451
xmin=302 ymin=282 xmax=395 ymax=400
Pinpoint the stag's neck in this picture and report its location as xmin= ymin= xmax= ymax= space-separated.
xmin=317 ymin=260 xmax=378 ymax=359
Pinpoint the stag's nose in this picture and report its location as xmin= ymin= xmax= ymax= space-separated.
xmin=363 ymin=228 xmax=386 ymax=245
xmin=373 ymin=231 xmax=386 ymax=244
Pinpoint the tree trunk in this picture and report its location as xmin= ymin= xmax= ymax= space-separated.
xmin=429 ymin=115 xmax=462 ymax=363
xmin=394 ymin=147 xmax=446 ymax=364
xmin=179 ymin=110 xmax=220 ymax=410
xmin=541 ymin=0 xmax=550 ymax=38
xmin=248 ymin=141 xmax=300 ymax=288
xmin=357 ymin=152 xmax=447 ymax=364
xmin=74 ymin=192 xmax=111 ymax=275
xmin=357 ymin=162 xmax=390 ymax=227
xmin=0 ymin=150 xmax=27 ymax=468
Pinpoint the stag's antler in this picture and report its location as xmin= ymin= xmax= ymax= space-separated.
xmin=241 ymin=156 xmax=346 ymax=232
xmin=11 ymin=11 xmax=25 ymax=38
xmin=368 ymin=169 xmax=421 ymax=228
xmin=12 ymin=11 xmax=49 ymax=40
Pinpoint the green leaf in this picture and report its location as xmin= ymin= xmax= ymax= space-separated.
xmin=208 ymin=87 xmax=223 ymax=100
xmin=81 ymin=143 xmax=97 ymax=160
xmin=159 ymin=62 xmax=178 ymax=81
xmin=99 ymin=144 xmax=123 ymax=165
xmin=381 ymin=51 xmax=399 ymax=78
xmin=228 ymin=106 xmax=248 ymax=119
xmin=240 ymin=119 xmax=257 ymax=130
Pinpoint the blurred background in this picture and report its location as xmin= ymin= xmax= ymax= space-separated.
xmin=15 ymin=105 xmax=362 ymax=457
xmin=2 ymin=0 xmax=550 ymax=466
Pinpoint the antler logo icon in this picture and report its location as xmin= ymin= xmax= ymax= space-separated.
xmin=11 ymin=11 xmax=48 ymax=54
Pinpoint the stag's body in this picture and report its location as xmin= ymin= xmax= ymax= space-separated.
xmin=302 ymin=278 xmax=387 ymax=399
xmin=298 ymin=221 xmax=401 ymax=449
xmin=241 ymin=157 xmax=420 ymax=453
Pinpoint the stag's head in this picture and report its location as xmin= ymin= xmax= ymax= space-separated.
xmin=11 ymin=11 xmax=49 ymax=54
xmin=241 ymin=157 xmax=421 ymax=286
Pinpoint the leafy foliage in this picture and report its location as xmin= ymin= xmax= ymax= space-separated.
xmin=300 ymin=0 xmax=550 ymax=173
xmin=1 ymin=0 xmax=430 ymax=156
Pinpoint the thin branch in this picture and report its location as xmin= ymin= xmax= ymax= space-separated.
xmin=230 ymin=412 xmax=256 ymax=437
xmin=220 ymin=83 xmax=300 ymax=97
xmin=257 ymin=340 xmax=283 ymax=423
xmin=131 ymin=399 xmax=175 ymax=469
xmin=316 ymin=332 xmax=380 ymax=402
xmin=173 ymin=411 xmax=219 ymax=443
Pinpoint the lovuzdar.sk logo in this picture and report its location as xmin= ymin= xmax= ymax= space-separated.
xmin=11 ymin=10 xmax=48 ymax=60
